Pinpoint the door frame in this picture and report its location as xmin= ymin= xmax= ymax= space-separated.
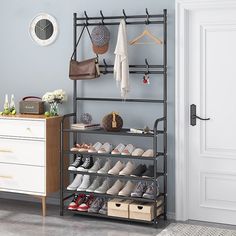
xmin=175 ymin=0 xmax=236 ymax=221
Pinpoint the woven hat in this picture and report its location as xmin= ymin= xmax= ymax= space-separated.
xmin=91 ymin=25 xmax=110 ymax=54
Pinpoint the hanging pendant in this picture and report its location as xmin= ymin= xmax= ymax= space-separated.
xmin=143 ymin=74 xmax=150 ymax=84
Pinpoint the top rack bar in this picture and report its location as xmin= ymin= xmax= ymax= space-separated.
xmin=75 ymin=10 xmax=164 ymax=26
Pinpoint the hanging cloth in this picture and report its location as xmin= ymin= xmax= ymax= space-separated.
xmin=114 ymin=19 xmax=130 ymax=99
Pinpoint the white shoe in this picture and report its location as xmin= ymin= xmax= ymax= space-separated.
xmin=67 ymin=174 xmax=83 ymax=190
xmin=88 ymin=142 xmax=102 ymax=153
xmin=142 ymin=149 xmax=154 ymax=157
xmin=131 ymin=148 xmax=144 ymax=156
xmin=77 ymin=175 xmax=90 ymax=191
xmin=106 ymin=180 xmax=124 ymax=195
xmin=86 ymin=176 xmax=102 ymax=192
xmin=119 ymin=161 xmax=136 ymax=176
xmin=88 ymin=159 xmax=102 ymax=173
xmin=118 ymin=181 xmax=135 ymax=196
xmin=111 ymin=143 xmax=125 ymax=155
xmin=121 ymin=144 xmax=135 ymax=156
xmin=94 ymin=178 xmax=110 ymax=193
xmin=108 ymin=161 xmax=125 ymax=175
xmin=98 ymin=142 xmax=112 ymax=154
xmin=97 ymin=159 xmax=112 ymax=174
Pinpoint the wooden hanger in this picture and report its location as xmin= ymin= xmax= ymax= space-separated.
xmin=129 ymin=29 xmax=162 ymax=45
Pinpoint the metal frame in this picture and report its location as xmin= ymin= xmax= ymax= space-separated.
xmin=60 ymin=9 xmax=167 ymax=227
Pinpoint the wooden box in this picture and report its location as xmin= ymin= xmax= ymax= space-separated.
xmin=108 ymin=199 xmax=133 ymax=218
xmin=129 ymin=198 xmax=164 ymax=222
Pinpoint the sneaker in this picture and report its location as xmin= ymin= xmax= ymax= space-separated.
xmin=142 ymin=149 xmax=154 ymax=157
xmin=68 ymin=193 xmax=86 ymax=211
xmin=119 ymin=161 xmax=136 ymax=176
xmin=86 ymin=176 xmax=102 ymax=192
xmin=131 ymin=148 xmax=144 ymax=156
xmin=118 ymin=180 xmax=135 ymax=196
xmin=68 ymin=155 xmax=83 ymax=171
xmin=111 ymin=143 xmax=125 ymax=155
xmin=97 ymin=159 xmax=112 ymax=174
xmin=94 ymin=178 xmax=110 ymax=193
xmin=77 ymin=175 xmax=90 ymax=191
xmin=106 ymin=180 xmax=124 ymax=195
xmin=76 ymin=143 xmax=92 ymax=152
xmin=98 ymin=201 xmax=108 ymax=215
xmin=77 ymin=156 xmax=94 ymax=172
xmin=77 ymin=194 xmax=94 ymax=212
xmin=142 ymin=165 xmax=154 ymax=178
xmin=97 ymin=142 xmax=112 ymax=154
xmin=108 ymin=161 xmax=125 ymax=175
xmin=130 ymin=164 xmax=147 ymax=177
xmin=67 ymin=174 xmax=83 ymax=190
xmin=131 ymin=181 xmax=147 ymax=198
xmin=88 ymin=142 xmax=102 ymax=153
xmin=88 ymin=159 xmax=102 ymax=173
xmin=143 ymin=182 xmax=160 ymax=199
xmin=88 ymin=197 xmax=104 ymax=213
xmin=121 ymin=144 xmax=135 ymax=155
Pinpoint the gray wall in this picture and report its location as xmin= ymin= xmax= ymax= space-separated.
xmin=0 ymin=0 xmax=175 ymax=215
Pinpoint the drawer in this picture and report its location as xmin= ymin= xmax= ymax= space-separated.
xmin=0 ymin=138 xmax=45 ymax=166
xmin=0 ymin=163 xmax=45 ymax=194
xmin=108 ymin=199 xmax=133 ymax=218
xmin=0 ymin=119 xmax=45 ymax=139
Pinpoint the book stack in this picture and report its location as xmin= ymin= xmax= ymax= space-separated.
xmin=71 ymin=123 xmax=100 ymax=130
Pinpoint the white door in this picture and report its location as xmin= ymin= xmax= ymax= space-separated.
xmin=188 ymin=7 xmax=236 ymax=224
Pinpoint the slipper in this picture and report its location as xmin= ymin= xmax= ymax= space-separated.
xmin=142 ymin=149 xmax=154 ymax=157
xmin=121 ymin=144 xmax=135 ymax=156
xmin=131 ymin=148 xmax=144 ymax=156
xmin=77 ymin=143 xmax=92 ymax=152
xmin=111 ymin=143 xmax=125 ymax=155
xmin=98 ymin=142 xmax=112 ymax=154
xmin=88 ymin=142 xmax=102 ymax=153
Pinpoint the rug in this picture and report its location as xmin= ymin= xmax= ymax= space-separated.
xmin=158 ymin=223 xmax=236 ymax=236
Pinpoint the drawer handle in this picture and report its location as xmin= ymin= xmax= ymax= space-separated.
xmin=0 ymin=175 xmax=13 ymax=179
xmin=0 ymin=149 xmax=13 ymax=153
xmin=137 ymin=206 xmax=143 ymax=210
xmin=115 ymin=203 xmax=121 ymax=207
xmin=26 ymin=127 xmax=31 ymax=132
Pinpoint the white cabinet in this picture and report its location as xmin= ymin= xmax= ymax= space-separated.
xmin=0 ymin=115 xmax=63 ymax=216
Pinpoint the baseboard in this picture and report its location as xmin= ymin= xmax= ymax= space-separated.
xmin=167 ymin=212 xmax=176 ymax=220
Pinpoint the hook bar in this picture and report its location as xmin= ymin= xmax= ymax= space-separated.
xmin=84 ymin=11 xmax=89 ymax=25
xmin=145 ymin=58 xmax=150 ymax=74
xmin=145 ymin=8 xmax=150 ymax=24
xmin=122 ymin=9 xmax=127 ymax=24
xmin=103 ymin=59 xmax=108 ymax=74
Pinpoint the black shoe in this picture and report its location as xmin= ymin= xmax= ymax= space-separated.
xmin=68 ymin=154 xmax=83 ymax=171
xmin=130 ymin=164 xmax=147 ymax=177
xmin=77 ymin=156 xmax=94 ymax=172
xmin=142 ymin=165 xmax=154 ymax=178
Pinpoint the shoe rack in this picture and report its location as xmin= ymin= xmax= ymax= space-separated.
xmin=60 ymin=8 xmax=167 ymax=227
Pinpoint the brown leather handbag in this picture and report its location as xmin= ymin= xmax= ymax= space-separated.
xmin=69 ymin=25 xmax=100 ymax=80
xmin=102 ymin=112 xmax=123 ymax=132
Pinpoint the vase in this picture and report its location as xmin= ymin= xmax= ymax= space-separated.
xmin=49 ymin=102 xmax=59 ymax=116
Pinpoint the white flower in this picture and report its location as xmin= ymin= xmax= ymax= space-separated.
xmin=42 ymin=89 xmax=67 ymax=104
xmin=42 ymin=92 xmax=55 ymax=103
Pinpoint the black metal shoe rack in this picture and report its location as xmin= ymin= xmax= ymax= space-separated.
xmin=60 ymin=8 xmax=167 ymax=227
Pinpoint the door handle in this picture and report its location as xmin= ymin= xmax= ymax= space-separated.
xmin=190 ymin=104 xmax=210 ymax=126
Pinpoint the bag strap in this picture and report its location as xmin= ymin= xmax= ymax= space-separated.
xmin=71 ymin=25 xmax=98 ymax=60
xmin=22 ymin=96 xmax=42 ymax=101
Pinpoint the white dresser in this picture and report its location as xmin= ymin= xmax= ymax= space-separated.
xmin=0 ymin=115 xmax=63 ymax=216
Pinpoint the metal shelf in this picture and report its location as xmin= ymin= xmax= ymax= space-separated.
xmin=64 ymin=151 xmax=165 ymax=160
xmin=68 ymin=169 xmax=164 ymax=182
xmin=63 ymin=128 xmax=164 ymax=137
xmin=64 ymin=190 xmax=165 ymax=203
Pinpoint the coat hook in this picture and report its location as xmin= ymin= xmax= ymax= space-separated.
xmin=145 ymin=58 xmax=150 ymax=74
xmin=103 ymin=59 xmax=108 ymax=74
xmin=122 ymin=9 xmax=127 ymax=24
xmin=145 ymin=8 xmax=150 ymax=25
xmin=100 ymin=10 xmax=105 ymax=25
xmin=84 ymin=11 xmax=89 ymax=25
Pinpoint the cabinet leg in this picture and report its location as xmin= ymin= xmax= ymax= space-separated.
xmin=41 ymin=196 xmax=46 ymax=217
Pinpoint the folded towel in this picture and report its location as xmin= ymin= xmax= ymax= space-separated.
xmin=114 ymin=19 xmax=130 ymax=99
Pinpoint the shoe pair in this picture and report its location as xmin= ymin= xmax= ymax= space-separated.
xmin=68 ymin=193 xmax=94 ymax=212
xmin=88 ymin=142 xmax=112 ymax=154
xmin=88 ymin=197 xmax=107 ymax=214
xmin=70 ymin=143 xmax=92 ymax=152
xmin=131 ymin=165 xmax=154 ymax=178
xmin=68 ymin=155 xmax=94 ymax=172
xmin=107 ymin=180 xmax=135 ymax=196
xmin=87 ymin=177 xmax=110 ymax=194
xmin=67 ymin=174 xmax=91 ymax=191
xmin=131 ymin=182 xmax=160 ymax=199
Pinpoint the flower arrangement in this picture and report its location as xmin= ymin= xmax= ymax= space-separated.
xmin=42 ymin=89 xmax=67 ymax=116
